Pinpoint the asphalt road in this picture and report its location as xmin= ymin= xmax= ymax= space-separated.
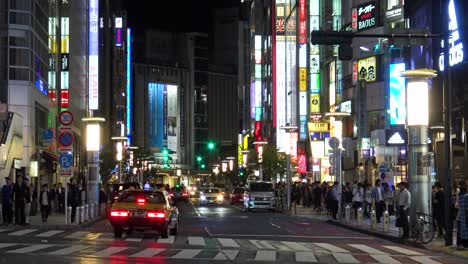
xmin=0 ymin=200 xmax=464 ymax=263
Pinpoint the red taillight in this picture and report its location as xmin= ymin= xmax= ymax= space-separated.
xmin=182 ymin=192 xmax=188 ymax=196
xmin=147 ymin=211 xmax=166 ymax=218
xmin=137 ymin=198 xmax=146 ymax=205
xmin=169 ymin=193 xmax=174 ymax=197
xmin=110 ymin=210 xmax=129 ymax=217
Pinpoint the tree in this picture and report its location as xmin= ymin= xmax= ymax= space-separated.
xmin=99 ymin=150 xmax=118 ymax=184
xmin=250 ymin=144 xmax=286 ymax=181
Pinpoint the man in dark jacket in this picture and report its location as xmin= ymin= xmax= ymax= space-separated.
xmin=433 ymin=182 xmax=445 ymax=237
xmin=57 ymin=183 xmax=65 ymax=213
xmin=69 ymin=179 xmax=80 ymax=223
xmin=1 ymin=177 xmax=13 ymax=225
xmin=13 ymin=176 xmax=27 ymax=225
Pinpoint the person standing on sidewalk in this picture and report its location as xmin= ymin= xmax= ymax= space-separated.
xmin=458 ymin=186 xmax=468 ymax=248
xmin=352 ymin=183 xmax=364 ymax=218
xmin=12 ymin=175 xmax=27 ymax=225
xmin=398 ymin=182 xmax=411 ymax=239
xmin=433 ymin=182 xmax=445 ymax=238
xmin=39 ymin=184 xmax=51 ymax=222
xmin=57 ymin=183 xmax=65 ymax=213
xmin=69 ymin=179 xmax=80 ymax=223
xmin=330 ymin=181 xmax=339 ymax=220
xmin=24 ymin=177 xmax=32 ymax=225
xmin=1 ymin=177 xmax=13 ymax=225
xmin=372 ymin=179 xmax=385 ymax=223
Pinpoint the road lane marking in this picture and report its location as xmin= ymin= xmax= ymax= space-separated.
xmin=0 ymin=243 xmax=17 ymax=249
xmin=295 ymin=252 xmax=318 ymax=263
xmin=6 ymin=244 xmax=55 ymax=253
xmin=210 ymin=234 xmax=374 ymax=239
xmin=129 ymin=248 xmax=165 ymax=258
xmin=371 ymin=255 xmax=401 ymax=264
xmin=383 ymin=246 xmax=423 ymax=255
xmin=93 ymin=246 xmax=128 ymax=257
xmin=213 ymin=250 xmax=239 ymax=260
xmin=125 ymin=237 xmax=143 ymax=242
xmin=157 ymin=236 xmax=174 ymax=244
xmin=8 ymin=229 xmax=37 ymax=236
xmin=250 ymin=240 xmax=275 ymax=249
xmin=255 ymin=250 xmax=276 ymax=261
xmin=188 ymin=236 xmax=206 ymax=246
xmin=314 ymin=243 xmax=349 ymax=253
xmin=171 ymin=249 xmax=202 ymax=259
xmin=36 ymin=230 xmax=64 ymax=238
xmin=65 ymin=231 xmax=90 ymax=239
xmin=217 ymin=238 xmax=240 ymax=248
xmin=332 ymin=253 xmax=360 ymax=263
xmin=48 ymin=245 xmax=90 ymax=256
xmin=282 ymin=241 xmax=310 ymax=251
xmin=349 ymin=244 xmax=388 ymax=255
xmin=410 ymin=256 xmax=441 ymax=264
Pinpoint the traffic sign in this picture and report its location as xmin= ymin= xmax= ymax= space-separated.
xmin=329 ymin=137 xmax=340 ymax=149
xmin=59 ymin=152 xmax=73 ymax=168
xmin=58 ymin=111 xmax=74 ymax=126
xmin=43 ymin=129 xmax=54 ymax=140
xmin=58 ymin=130 xmax=74 ymax=147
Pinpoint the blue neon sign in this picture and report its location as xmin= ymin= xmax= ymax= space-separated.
xmin=389 ymin=63 xmax=406 ymax=125
xmin=126 ymin=28 xmax=132 ymax=144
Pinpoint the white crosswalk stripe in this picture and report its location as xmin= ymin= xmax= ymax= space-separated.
xmin=0 ymin=229 xmax=13 ymax=233
xmin=371 ymin=255 xmax=401 ymax=264
xmin=314 ymin=243 xmax=349 ymax=253
xmin=129 ymin=248 xmax=165 ymax=258
xmin=171 ymin=249 xmax=202 ymax=259
xmin=383 ymin=246 xmax=423 ymax=255
xmin=250 ymin=240 xmax=276 ymax=249
xmin=217 ymin=238 xmax=240 ymax=248
xmin=6 ymin=244 xmax=55 ymax=254
xmin=255 ymin=250 xmax=277 ymax=262
xmin=0 ymin=243 xmax=17 ymax=249
xmin=295 ymin=252 xmax=318 ymax=263
xmin=332 ymin=253 xmax=360 ymax=263
xmin=156 ymin=236 xmax=175 ymax=244
xmin=93 ymin=246 xmax=128 ymax=257
xmin=96 ymin=232 xmax=114 ymax=241
xmin=213 ymin=249 xmax=239 ymax=260
xmin=349 ymin=244 xmax=388 ymax=255
xmin=65 ymin=231 xmax=90 ymax=239
xmin=8 ymin=229 xmax=37 ymax=236
xmin=188 ymin=236 xmax=206 ymax=246
xmin=48 ymin=245 xmax=90 ymax=256
xmin=282 ymin=241 xmax=310 ymax=251
xmin=410 ymin=256 xmax=441 ymax=264
xmin=36 ymin=230 xmax=64 ymax=238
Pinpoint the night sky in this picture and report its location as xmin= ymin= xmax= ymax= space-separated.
xmin=123 ymin=0 xmax=240 ymax=33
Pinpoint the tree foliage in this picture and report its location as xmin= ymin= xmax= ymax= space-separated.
xmin=249 ymin=144 xmax=286 ymax=181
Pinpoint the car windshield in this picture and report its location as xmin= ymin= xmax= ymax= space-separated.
xmin=114 ymin=183 xmax=140 ymax=192
xmin=118 ymin=191 xmax=166 ymax=204
xmin=250 ymin=183 xmax=273 ymax=192
xmin=201 ymin=188 xmax=220 ymax=193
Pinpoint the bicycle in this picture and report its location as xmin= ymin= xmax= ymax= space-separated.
xmin=410 ymin=212 xmax=435 ymax=244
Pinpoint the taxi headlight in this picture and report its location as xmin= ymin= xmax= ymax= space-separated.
xmin=217 ymin=195 xmax=224 ymax=201
xmin=200 ymin=195 xmax=206 ymax=200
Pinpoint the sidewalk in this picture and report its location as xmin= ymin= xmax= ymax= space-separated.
xmin=287 ymin=205 xmax=468 ymax=259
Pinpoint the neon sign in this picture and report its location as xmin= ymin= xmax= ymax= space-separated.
xmin=439 ymin=0 xmax=464 ymax=71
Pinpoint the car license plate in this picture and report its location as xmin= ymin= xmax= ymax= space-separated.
xmin=132 ymin=211 xmax=146 ymax=217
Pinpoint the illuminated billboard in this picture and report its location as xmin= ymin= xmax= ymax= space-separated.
xmin=329 ymin=60 xmax=336 ymax=107
xmin=276 ymin=40 xmax=287 ymax=152
xmin=439 ymin=0 xmax=464 ymax=71
xmin=148 ymin=83 xmax=179 ymax=151
xmin=88 ymin=0 xmax=99 ymax=110
xmin=358 ymin=56 xmax=377 ymax=82
xmin=389 ymin=63 xmax=406 ymax=125
xmin=127 ymin=28 xmax=132 ymax=143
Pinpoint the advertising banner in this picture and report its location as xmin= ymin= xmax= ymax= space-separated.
xmin=389 ymin=63 xmax=406 ymax=125
xmin=358 ymin=56 xmax=377 ymax=82
xmin=299 ymin=68 xmax=307 ymax=91
xmin=88 ymin=0 xmax=99 ymax=110
xmin=310 ymin=93 xmax=320 ymax=113
xmin=148 ymin=83 xmax=165 ymax=149
xmin=167 ymin=85 xmax=178 ymax=154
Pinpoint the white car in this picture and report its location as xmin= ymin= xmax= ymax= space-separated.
xmin=198 ymin=188 xmax=224 ymax=205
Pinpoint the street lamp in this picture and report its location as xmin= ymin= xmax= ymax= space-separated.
xmin=401 ymin=68 xmax=436 ymax=229
xmin=111 ymin=136 xmax=128 ymax=183
xmin=280 ymin=125 xmax=298 ymax=211
xmin=82 ymin=117 xmax=105 ymax=209
xmin=253 ymin=141 xmax=268 ymax=181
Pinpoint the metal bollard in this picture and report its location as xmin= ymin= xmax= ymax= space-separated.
xmin=84 ymin=204 xmax=89 ymax=221
xmin=91 ymin=203 xmax=95 ymax=219
xmin=75 ymin=206 xmax=81 ymax=225
xmin=383 ymin=211 xmax=389 ymax=232
xmin=80 ymin=206 xmax=85 ymax=223
xmin=370 ymin=210 xmax=377 ymax=230
xmin=357 ymin=207 xmax=363 ymax=225
xmin=345 ymin=205 xmax=351 ymax=223
xmin=67 ymin=206 xmax=72 ymax=224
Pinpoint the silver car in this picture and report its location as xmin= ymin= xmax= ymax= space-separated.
xmin=244 ymin=181 xmax=276 ymax=211
xmin=198 ymin=188 xmax=224 ymax=205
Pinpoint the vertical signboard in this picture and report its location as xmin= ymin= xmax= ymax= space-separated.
xmin=167 ymin=85 xmax=178 ymax=153
xmin=275 ymin=0 xmax=287 ymax=152
xmin=329 ymin=60 xmax=336 ymax=107
xmin=309 ymin=1 xmax=321 ymax=121
xmin=148 ymin=83 xmax=165 ymax=149
xmin=298 ymin=0 xmax=307 ymax=44
xmin=126 ymin=28 xmax=132 ymax=143
xmin=88 ymin=0 xmax=99 ymax=110
xmin=389 ymin=63 xmax=406 ymax=125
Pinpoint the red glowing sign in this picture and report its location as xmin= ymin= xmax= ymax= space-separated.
xmin=299 ymin=0 xmax=306 ymax=21
xmin=254 ymin=121 xmax=262 ymax=141
xmin=60 ymin=90 xmax=69 ymax=108
xmin=297 ymin=154 xmax=307 ymax=174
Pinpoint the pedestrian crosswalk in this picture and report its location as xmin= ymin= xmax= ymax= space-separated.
xmin=0 ymin=240 xmax=443 ymax=263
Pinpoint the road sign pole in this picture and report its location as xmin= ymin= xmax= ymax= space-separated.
xmin=65 ymin=181 xmax=68 ymax=224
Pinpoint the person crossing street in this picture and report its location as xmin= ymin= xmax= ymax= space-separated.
xmin=1 ymin=177 xmax=13 ymax=225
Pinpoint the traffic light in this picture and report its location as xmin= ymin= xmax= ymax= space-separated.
xmin=162 ymin=149 xmax=169 ymax=156
xmin=207 ymin=141 xmax=215 ymax=150
xmin=201 ymin=164 xmax=206 ymax=169
xmin=196 ymin=156 xmax=202 ymax=162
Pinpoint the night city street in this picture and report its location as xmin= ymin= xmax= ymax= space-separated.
xmin=0 ymin=200 xmax=465 ymax=263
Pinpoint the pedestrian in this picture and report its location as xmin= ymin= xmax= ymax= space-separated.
xmin=99 ymin=186 xmax=107 ymax=216
xmin=313 ymin=181 xmax=322 ymax=212
xmin=24 ymin=177 xmax=32 ymax=225
xmin=39 ymin=184 xmax=51 ymax=222
xmin=372 ymin=179 xmax=385 ymax=223
xmin=458 ymin=186 xmax=468 ymax=248
xmin=398 ymin=182 xmax=411 ymax=239
xmin=57 ymin=183 xmax=65 ymax=213
xmin=383 ymin=183 xmax=394 ymax=215
xmin=1 ymin=177 xmax=13 ymax=225
xmin=12 ymin=175 xmax=27 ymax=225
xmin=69 ymin=179 xmax=80 ymax=223
xmin=79 ymin=184 xmax=87 ymax=206
xmin=352 ymin=183 xmax=364 ymax=218
xmin=49 ymin=184 xmax=56 ymax=211
xmin=330 ymin=181 xmax=339 ymax=220
xmin=364 ymin=183 xmax=373 ymax=218
xmin=455 ymin=184 xmax=466 ymax=247
xmin=433 ymin=182 xmax=445 ymax=238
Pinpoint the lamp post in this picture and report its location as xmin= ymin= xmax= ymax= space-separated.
xmin=325 ymin=112 xmax=351 ymax=220
xmin=401 ymin=69 xmax=437 ymax=228
xmin=280 ymin=125 xmax=298 ymax=211
xmin=111 ymin=136 xmax=128 ymax=183
xmin=253 ymin=141 xmax=268 ymax=181
xmin=82 ymin=117 xmax=105 ymax=207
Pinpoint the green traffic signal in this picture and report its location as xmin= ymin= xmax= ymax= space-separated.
xmin=239 ymin=171 xmax=244 ymax=176
xmin=196 ymin=156 xmax=202 ymax=162
xmin=162 ymin=149 xmax=169 ymax=156
xmin=201 ymin=164 xmax=206 ymax=169
xmin=163 ymin=156 xmax=169 ymax=161
xmin=207 ymin=142 xmax=215 ymax=150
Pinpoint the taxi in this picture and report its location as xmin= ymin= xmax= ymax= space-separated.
xmin=109 ymin=189 xmax=179 ymax=238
